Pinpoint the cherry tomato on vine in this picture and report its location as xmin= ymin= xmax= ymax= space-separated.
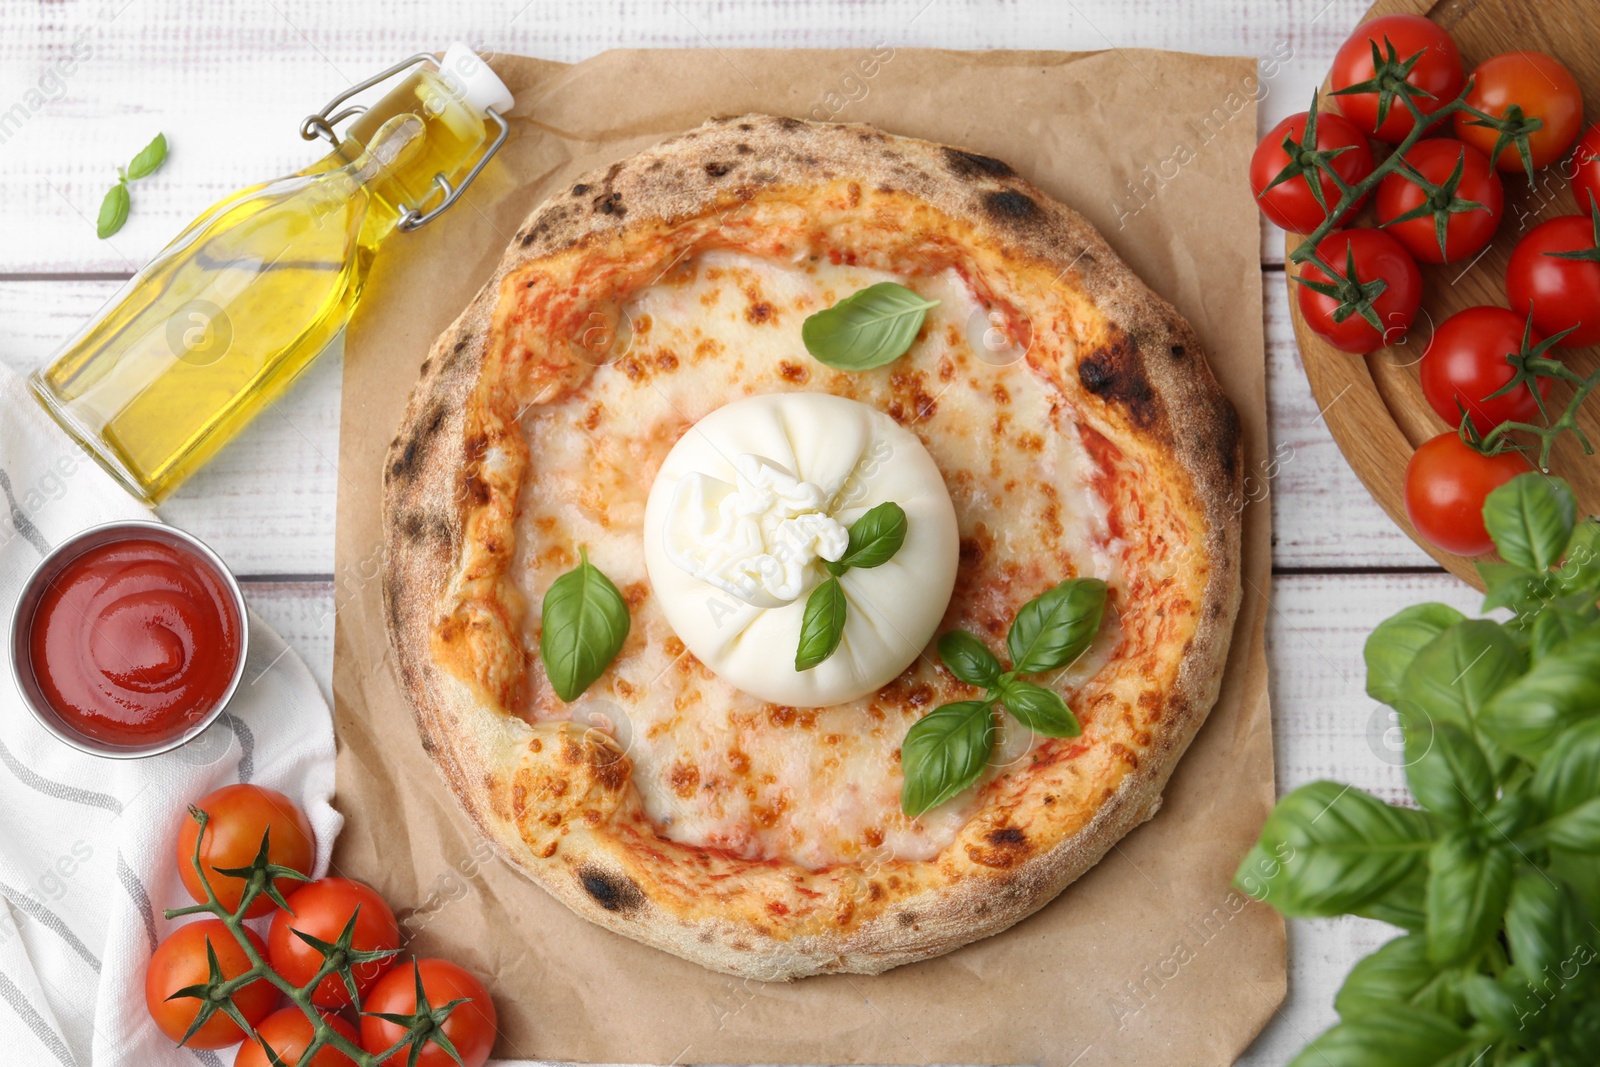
xmin=177 ymin=785 xmax=315 ymax=918
xmin=1296 ymin=228 xmax=1422 ymax=354
xmin=360 ymin=959 xmax=497 ymax=1067
xmin=1573 ymin=122 xmax=1600 ymax=214
xmin=268 ymin=877 xmax=400 ymax=1009
xmin=1419 ymin=307 xmax=1551 ymax=433
xmin=1455 ymin=51 xmax=1583 ymax=174
xmin=1376 ymin=138 xmax=1504 ymax=264
xmin=145 ymin=920 xmax=279 ymax=1049
xmin=1331 ymin=15 xmax=1465 ymax=142
xmin=1404 ymin=433 xmax=1528 ymax=556
xmin=1250 ymin=110 xmax=1376 ymax=233
xmin=1506 ymin=213 xmax=1600 ymax=349
xmin=235 ymin=1008 xmax=360 ymax=1067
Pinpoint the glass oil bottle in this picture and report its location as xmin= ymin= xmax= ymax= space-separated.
xmin=30 ymin=44 xmax=514 ymax=502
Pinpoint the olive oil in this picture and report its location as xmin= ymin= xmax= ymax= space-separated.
xmin=32 ymin=48 xmax=512 ymax=502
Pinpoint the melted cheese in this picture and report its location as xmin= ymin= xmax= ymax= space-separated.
xmin=513 ymin=250 xmax=1119 ymax=870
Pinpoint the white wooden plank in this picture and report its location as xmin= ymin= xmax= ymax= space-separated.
xmin=241 ymin=578 xmax=335 ymax=702
xmin=0 ymin=0 xmax=1365 ymax=273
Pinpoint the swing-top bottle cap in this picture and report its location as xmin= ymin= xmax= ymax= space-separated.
xmin=440 ymin=42 xmax=515 ymax=116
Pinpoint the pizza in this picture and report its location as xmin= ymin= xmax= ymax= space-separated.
xmin=382 ymin=114 xmax=1242 ymax=980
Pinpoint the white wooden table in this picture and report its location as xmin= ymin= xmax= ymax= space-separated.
xmin=0 ymin=1 xmax=1488 ymax=1063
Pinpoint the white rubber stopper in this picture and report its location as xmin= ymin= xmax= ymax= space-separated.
xmin=439 ymin=42 xmax=514 ymax=116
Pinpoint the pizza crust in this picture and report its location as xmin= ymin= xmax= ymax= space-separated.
xmin=382 ymin=115 xmax=1242 ymax=979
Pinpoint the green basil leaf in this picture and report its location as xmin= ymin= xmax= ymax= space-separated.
xmin=1534 ymin=798 xmax=1600 ymax=851
xmin=1284 ymin=1008 xmax=1481 ymax=1067
xmin=1405 ymin=720 xmax=1494 ymax=825
xmin=1334 ymin=934 xmax=1445 ymax=1021
xmin=1530 ymin=716 xmax=1600 ymax=817
xmin=96 ymin=181 xmax=130 ymax=239
xmin=1458 ymin=973 xmax=1526 ymax=1040
xmin=937 ymin=630 xmax=1002 ymax=689
xmin=1364 ymin=604 xmax=1465 ymax=706
xmin=801 ymin=282 xmax=939 ymax=371
xmin=1426 ymin=828 xmax=1512 ymax=965
xmin=1352 ymin=862 xmax=1429 ymax=933
xmin=1529 ymin=606 xmax=1590 ymax=659
xmin=125 ymin=132 xmax=168 ymax=180
xmin=539 ymin=548 xmax=631 ymax=702
xmin=1233 ymin=781 xmax=1435 ymax=918
xmin=1505 ymin=868 xmax=1572 ymax=982
xmin=1548 ymin=848 xmax=1600 ymax=924
xmin=996 ymin=679 xmax=1080 ymax=738
xmin=1006 ymin=577 xmax=1107 ymax=676
xmin=834 ymin=501 xmax=907 ymax=571
xmin=1484 ymin=473 xmax=1576 ymax=573
xmin=1478 ymin=560 xmax=1543 ymax=614
xmin=1552 ymin=518 xmax=1600 ymax=596
xmin=1481 ymin=628 xmax=1600 ymax=760
xmin=1400 ymin=620 xmax=1523 ymax=732
xmin=795 ymin=577 xmax=847 ymax=671
xmin=900 ymin=700 xmax=995 ymax=817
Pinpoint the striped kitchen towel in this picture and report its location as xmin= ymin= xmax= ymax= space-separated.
xmin=0 ymin=365 xmax=340 ymax=1067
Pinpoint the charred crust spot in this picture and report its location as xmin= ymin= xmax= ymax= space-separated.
xmin=773 ymin=116 xmax=805 ymax=132
xmin=982 ymin=189 xmax=1038 ymax=223
xmin=988 ymin=826 xmax=1027 ymax=847
xmin=944 ymin=147 xmax=1015 ymax=179
xmin=704 ymin=160 xmax=733 ymax=178
xmin=1079 ymin=336 xmax=1158 ymax=428
xmin=735 ymin=142 xmax=752 ymax=154
xmin=593 ymin=191 xmax=626 ymax=216
xmin=399 ymin=512 xmax=426 ymax=542
xmin=571 ymin=183 xmax=589 ymax=196
xmin=1170 ymin=344 xmax=1186 ymax=360
xmin=578 ymin=866 xmax=645 ymax=914
xmin=737 ymin=122 xmax=753 ymax=131
xmin=1216 ymin=399 xmax=1242 ymax=482
xmin=896 ymin=911 xmax=918 ymax=927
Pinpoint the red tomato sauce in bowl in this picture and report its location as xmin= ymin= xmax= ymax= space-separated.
xmin=12 ymin=524 xmax=246 ymax=756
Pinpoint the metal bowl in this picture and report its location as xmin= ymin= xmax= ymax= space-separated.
xmin=9 ymin=520 xmax=249 ymax=759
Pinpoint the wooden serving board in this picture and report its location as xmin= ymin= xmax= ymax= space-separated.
xmin=1288 ymin=0 xmax=1600 ymax=586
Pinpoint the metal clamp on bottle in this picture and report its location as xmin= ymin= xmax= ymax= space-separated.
xmin=299 ymin=47 xmax=512 ymax=232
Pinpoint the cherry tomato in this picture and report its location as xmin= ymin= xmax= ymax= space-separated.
xmin=1296 ymin=228 xmax=1422 ymax=354
xmin=235 ymin=1008 xmax=360 ymax=1067
xmin=268 ymin=878 xmax=400 ymax=1009
xmin=1455 ymin=52 xmax=1583 ymax=173
xmin=1250 ymin=110 xmax=1376 ymax=233
xmin=1404 ymin=433 xmax=1529 ymax=556
xmin=1419 ymin=307 xmax=1551 ymax=433
xmin=1376 ymin=138 xmax=1504 ymax=263
xmin=1573 ymin=122 xmax=1600 ymax=214
xmin=1331 ymin=15 xmax=1465 ymax=142
xmin=360 ymin=959 xmax=497 ymax=1067
xmin=177 ymin=784 xmax=316 ymax=919
xmin=1506 ymin=214 xmax=1600 ymax=349
xmin=145 ymin=920 xmax=278 ymax=1049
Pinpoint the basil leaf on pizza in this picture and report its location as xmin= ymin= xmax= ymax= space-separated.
xmin=829 ymin=500 xmax=908 ymax=573
xmin=799 ymin=503 xmax=908 ymax=670
xmin=938 ymin=630 xmax=1003 ymax=689
xmin=539 ymin=548 xmax=631 ymax=701
xmin=998 ymin=679 xmax=1081 ymax=738
xmin=1007 ymin=578 xmax=1108 ymax=675
xmin=796 ymin=577 xmax=848 ymax=671
xmin=901 ymin=700 xmax=997 ymax=817
xmin=802 ymin=282 xmax=939 ymax=371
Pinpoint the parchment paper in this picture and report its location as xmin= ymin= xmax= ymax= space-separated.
xmin=331 ymin=47 xmax=1283 ymax=1067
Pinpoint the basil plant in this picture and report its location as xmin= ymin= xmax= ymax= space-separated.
xmin=1238 ymin=474 xmax=1600 ymax=1066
